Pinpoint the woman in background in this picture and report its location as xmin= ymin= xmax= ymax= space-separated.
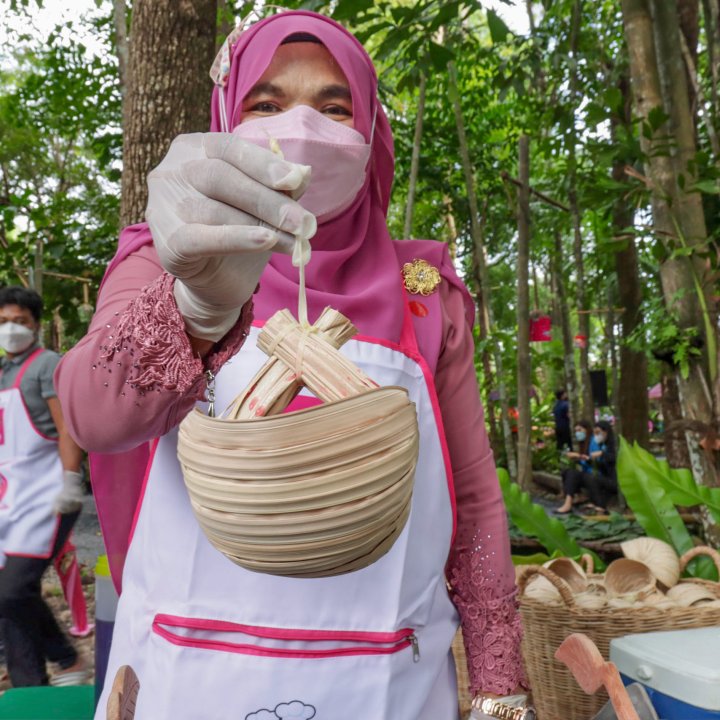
xmin=556 ymin=420 xmax=617 ymax=514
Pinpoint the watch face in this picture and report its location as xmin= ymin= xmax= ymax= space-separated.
xmin=520 ymin=708 xmax=537 ymax=720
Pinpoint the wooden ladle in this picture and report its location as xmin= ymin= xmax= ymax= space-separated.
xmin=107 ymin=665 xmax=140 ymax=720
xmin=555 ymin=633 xmax=640 ymax=720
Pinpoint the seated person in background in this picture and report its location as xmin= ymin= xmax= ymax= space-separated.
xmin=556 ymin=419 xmax=594 ymax=514
xmin=556 ymin=419 xmax=617 ymax=514
xmin=585 ymin=420 xmax=618 ymax=512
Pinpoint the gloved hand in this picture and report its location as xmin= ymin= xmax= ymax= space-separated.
xmin=53 ymin=470 xmax=84 ymax=514
xmin=146 ymin=133 xmax=317 ymax=341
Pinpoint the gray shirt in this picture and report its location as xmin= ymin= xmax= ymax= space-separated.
xmin=0 ymin=343 xmax=60 ymax=438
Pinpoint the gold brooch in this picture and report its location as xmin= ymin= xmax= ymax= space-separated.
xmin=402 ymin=259 xmax=442 ymax=296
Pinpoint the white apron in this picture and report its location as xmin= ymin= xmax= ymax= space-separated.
xmin=98 ymin=311 xmax=461 ymax=720
xmin=0 ymin=348 xmax=62 ymax=568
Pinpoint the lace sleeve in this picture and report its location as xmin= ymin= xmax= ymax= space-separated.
xmin=448 ymin=543 xmax=528 ymax=695
xmin=99 ymin=271 xmax=252 ymax=395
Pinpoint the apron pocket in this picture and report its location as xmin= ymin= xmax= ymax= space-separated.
xmin=152 ymin=613 xmax=419 ymax=661
xmin=134 ymin=613 xmax=428 ymax=719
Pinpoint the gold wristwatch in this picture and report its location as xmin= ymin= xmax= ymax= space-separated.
xmin=472 ymin=695 xmax=537 ymax=720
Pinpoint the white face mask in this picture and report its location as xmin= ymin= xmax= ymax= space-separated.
xmin=0 ymin=322 xmax=35 ymax=354
xmin=233 ymin=105 xmax=372 ymax=223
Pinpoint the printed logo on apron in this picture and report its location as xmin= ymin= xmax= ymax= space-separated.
xmin=246 ymin=700 xmax=316 ymax=719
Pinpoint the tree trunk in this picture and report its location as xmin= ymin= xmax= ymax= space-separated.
xmin=120 ymin=0 xmax=218 ymax=228
xmin=607 ymin=294 xmax=620 ymax=424
xmin=622 ymin=0 xmax=720 ymax=545
xmin=448 ymin=60 xmax=517 ymax=480
xmin=702 ymin=0 xmax=720 ymax=142
xmin=677 ymin=0 xmax=700 ymax=112
xmin=661 ymin=372 xmax=692 ymax=468
xmin=112 ymin=0 xmax=129 ymax=96
xmin=403 ymin=73 xmax=426 ymax=240
xmin=567 ymin=0 xmax=594 ymax=420
xmin=612 ymin=75 xmax=649 ymax=447
xmin=516 ymin=136 xmax=532 ymax=490
xmin=553 ymin=231 xmax=579 ymax=426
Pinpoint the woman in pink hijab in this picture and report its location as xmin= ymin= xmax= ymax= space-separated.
xmin=56 ymin=11 xmax=528 ymax=719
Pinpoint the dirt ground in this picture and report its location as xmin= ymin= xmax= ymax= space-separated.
xmin=0 ymin=568 xmax=96 ymax=694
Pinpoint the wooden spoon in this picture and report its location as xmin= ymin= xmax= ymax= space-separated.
xmin=106 ymin=665 xmax=140 ymax=720
xmin=555 ymin=633 xmax=640 ymax=720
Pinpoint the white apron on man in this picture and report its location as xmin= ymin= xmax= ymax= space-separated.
xmin=0 ymin=348 xmax=62 ymax=568
xmin=98 ymin=310 xmax=461 ymax=720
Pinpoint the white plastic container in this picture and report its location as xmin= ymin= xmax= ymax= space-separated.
xmin=610 ymin=626 xmax=720 ymax=720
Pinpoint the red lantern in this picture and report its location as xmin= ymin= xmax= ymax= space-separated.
xmin=530 ymin=314 xmax=552 ymax=342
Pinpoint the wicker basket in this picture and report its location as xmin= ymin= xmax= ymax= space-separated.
xmin=518 ymin=546 xmax=720 ymax=720
xmin=452 ymin=629 xmax=472 ymax=717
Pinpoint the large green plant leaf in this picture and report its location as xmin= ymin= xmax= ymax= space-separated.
xmin=498 ymin=468 xmax=602 ymax=568
xmin=631 ymin=442 xmax=720 ymax=525
xmin=617 ymin=438 xmax=717 ymax=579
xmin=512 ymin=552 xmax=552 ymax=566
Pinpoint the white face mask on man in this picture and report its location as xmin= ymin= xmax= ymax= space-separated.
xmin=232 ymin=104 xmax=372 ymax=223
xmin=0 ymin=322 xmax=35 ymax=355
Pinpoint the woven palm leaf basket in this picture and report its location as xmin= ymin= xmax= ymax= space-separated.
xmin=517 ymin=546 xmax=720 ymax=720
xmin=177 ymin=306 xmax=419 ymax=578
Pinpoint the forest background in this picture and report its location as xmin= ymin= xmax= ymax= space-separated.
xmin=1 ymin=0 xmax=718 ymax=503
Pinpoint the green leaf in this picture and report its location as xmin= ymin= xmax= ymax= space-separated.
xmin=428 ymin=41 xmax=455 ymax=70
xmin=332 ymin=0 xmax=374 ymax=20
xmin=486 ymin=9 xmax=512 ymax=44
xmin=647 ymin=105 xmax=669 ymax=131
xmin=512 ymin=552 xmax=552 ymax=566
xmin=617 ymin=438 xmax=717 ymax=579
xmin=632 ymin=442 xmax=720 ymax=525
xmin=690 ymin=180 xmax=720 ymax=194
xmin=498 ymin=468 xmax=600 ymax=567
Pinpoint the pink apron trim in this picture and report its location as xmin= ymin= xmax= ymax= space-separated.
xmin=11 ymin=348 xmax=46 ymax=389
xmin=126 ymin=438 xmax=160 ymax=550
xmin=5 ymin=349 xmax=58 ymax=442
xmin=284 ymin=395 xmax=322 ymax=412
xmin=3 ymin=514 xmax=61 ymax=561
xmin=353 ymin=332 xmax=457 ymax=545
xmin=88 ymin=443 xmax=151 ymax=595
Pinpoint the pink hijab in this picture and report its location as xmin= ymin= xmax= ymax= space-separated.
xmin=110 ymin=10 xmax=403 ymax=341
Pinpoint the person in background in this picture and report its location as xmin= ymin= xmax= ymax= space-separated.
xmin=555 ymin=419 xmax=593 ymax=514
xmin=556 ymin=419 xmax=617 ymax=515
xmin=552 ymin=389 xmax=572 ymax=452
xmin=0 ymin=286 xmax=88 ymax=687
xmin=56 ymin=11 xmax=530 ymax=719
xmin=585 ymin=420 xmax=618 ymax=513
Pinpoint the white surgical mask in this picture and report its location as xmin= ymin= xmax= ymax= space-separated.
xmin=233 ymin=105 xmax=372 ymax=223
xmin=594 ymin=433 xmax=605 ymax=444
xmin=0 ymin=322 xmax=35 ymax=354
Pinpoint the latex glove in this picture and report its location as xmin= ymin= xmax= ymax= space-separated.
xmin=53 ymin=470 xmax=84 ymax=514
xmin=146 ymin=133 xmax=316 ymax=341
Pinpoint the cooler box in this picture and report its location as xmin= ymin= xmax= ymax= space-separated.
xmin=610 ymin=626 xmax=720 ymax=720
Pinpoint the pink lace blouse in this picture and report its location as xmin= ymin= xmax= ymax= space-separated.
xmin=55 ymin=243 xmax=526 ymax=696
